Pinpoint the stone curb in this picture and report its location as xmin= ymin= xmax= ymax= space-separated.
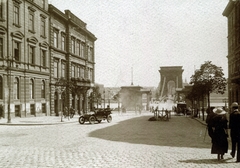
xmin=194 ymin=117 xmax=207 ymax=126
xmin=0 ymin=120 xmax=77 ymax=126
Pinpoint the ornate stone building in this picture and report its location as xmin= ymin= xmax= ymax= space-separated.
xmin=223 ymin=0 xmax=240 ymax=106
xmin=0 ymin=0 xmax=96 ymax=118
xmin=0 ymin=0 xmax=50 ymax=118
xmin=49 ymin=5 xmax=96 ymax=116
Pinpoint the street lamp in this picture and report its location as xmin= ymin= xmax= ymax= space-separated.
xmin=222 ymin=98 xmax=228 ymax=110
xmin=7 ymin=56 xmax=12 ymax=123
xmin=103 ymin=89 xmax=105 ymax=108
xmin=108 ymin=90 xmax=110 ymax=107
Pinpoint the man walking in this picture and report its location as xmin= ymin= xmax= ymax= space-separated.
xmin=229 ymin=102 xmax=240 ymax=162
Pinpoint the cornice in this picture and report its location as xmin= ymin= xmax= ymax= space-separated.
xmin=222 ymin=1 xmax=235 ymax=17
xmin=49 ymin=4 xmax=68 ymax=21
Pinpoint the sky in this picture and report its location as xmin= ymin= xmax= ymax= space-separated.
xmin=49 ymin=0 xmax=229 ymax=87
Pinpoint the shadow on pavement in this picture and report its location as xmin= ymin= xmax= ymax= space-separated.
xmin=89 ymin=115 xmax=212 ymax=148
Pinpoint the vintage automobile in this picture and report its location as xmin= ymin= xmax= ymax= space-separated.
xmin=176 ymin=102 xmax=192 ymax=115
xmin=78 ymin=108 xmax=112 ymax=124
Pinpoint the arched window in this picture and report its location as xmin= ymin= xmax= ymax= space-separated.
xmin=30 ymin=79 xmax=34 ymax=99
xmin=0 ymin=76 xmax=2 ymax=99
xmin=41 ymin=80 xmax=45 ymax=98
xmin=14 ymin=77 xmax=19 ymax=99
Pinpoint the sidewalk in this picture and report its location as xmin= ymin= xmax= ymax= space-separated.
xmin=0 ymin=112 xmax=208 ymax=126
xmin=193 ymin=116 xmax=207 ymax=126
xmin=0 ymin=115 xmax=79 ymax=126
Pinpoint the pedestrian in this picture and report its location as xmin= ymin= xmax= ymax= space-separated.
xmin=70 ymin=106 xmax=75 ymax=118
xmin=206 ymin=107 xmax=216 ymax=141
xmin=229 ymin=102 xmax=240 ymax=162
xmin=64 ymin=107 xmax=68 ymax=118
xmin=208 ymin=107 xmax=228 ymax=160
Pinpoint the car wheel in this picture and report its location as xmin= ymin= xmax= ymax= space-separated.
xmin=89 ymin=116 xmax=96 ymax=124
xmin=79 ymin=116 xmax=85 ymax=124
xmin=107 ymin=115 xmax=112 ymax=123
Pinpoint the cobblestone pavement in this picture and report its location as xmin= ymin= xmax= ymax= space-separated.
xmin=0 ymin=111 xmax=239 ymax=168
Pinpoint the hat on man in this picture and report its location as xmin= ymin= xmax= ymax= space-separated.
xmin=213 ymin=107 xmax=226 ymax=115
xmin=231 ymin=102 xmax=239 ymax=108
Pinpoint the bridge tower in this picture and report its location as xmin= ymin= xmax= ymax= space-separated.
xmin=158 ymin=66 xmax=184 ymax=101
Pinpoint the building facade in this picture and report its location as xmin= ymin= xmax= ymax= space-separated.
xmin=0 ymin=0 xmax=50 ymax=118
xmin=49 ymin=5 xmax=96 ymax=116
xmin=223 ymin=0 xmax=240 ymax=107
xmin=0 ymin=0 xmax=96 ymax=118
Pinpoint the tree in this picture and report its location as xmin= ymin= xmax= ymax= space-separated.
xmin=55 ymin=77 xmax=76 ymax=121
xmin=90 ymin=84 xmax=102 ymax=109
xmin=113 ymin=92 xmax=120 ymax=112
xmin=190 ymin=61 xmax=227 ymax=120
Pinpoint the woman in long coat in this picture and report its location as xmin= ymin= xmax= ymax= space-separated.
xmin=209 ymin=107 xmax=228 ymax=160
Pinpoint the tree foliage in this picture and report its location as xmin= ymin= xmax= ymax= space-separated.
xmin=55 ymin=77 xmax=76 ymax=93
xmin=93 ymin=84 xmax=102 ymax=103
xmin=189 ymin=61 xmax=227 ymax=108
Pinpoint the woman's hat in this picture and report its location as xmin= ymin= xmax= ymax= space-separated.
xmin=213 ymin=107 xmax=226 ymax=115
xmin=231 ymin=102 xmax=239 ymax=108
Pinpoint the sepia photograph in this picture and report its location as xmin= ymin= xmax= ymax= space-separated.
xmin=0 ymin=0 xmax=239 ymax=167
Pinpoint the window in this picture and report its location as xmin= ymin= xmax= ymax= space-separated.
xmin=87 ymin=68 xmax=89 ymax=79
xmin=61 ymin=34 xmax=65 ymax=51
xmin=14 ymin=77 xmax=19 ymax=99
xmin=41 ymin=0 xmax=45 ymax=9
xmin=0 ymin=1 xmax=3 ymax=19
xmin=13 ymin=5 xmax=20 ymax=26
xmin=54 ymin=60 xmax=58 ymax=78
xmin=40 ymin=18 xmax=46 ymax=37
xmin=62 ymin=63 xmax=66 ymax=78
xmin=71 ymin=38 xmax=75 ymax=53
xmin=41 ymin=80 xmax=45 ymax=98
xmin=0 ymin=76 xmax=2 ymax=99
xmin=14 ymin=41 xmax=20 ymax=61
xmin=76 ymin=40 xmax=80 ymax=56
xmin=29 ymin=45 xmax=35 ymax=64
xmin=28 ymin=12 xmax=34 ymax=32
xmin=71 ymin=64 xmax=75 ymax=78
xmin=30 ymin=104 xmax=35 ymax=115
xmin=81 ymin=42 xmax=85 ymax=57
xmin=80 ymin=67 xmax=84 ymax=78
xmin=89 ymin=47 xmax=93 ymax=62
xmin=0 ymin=38 xmax=3 ymax=58
xmin=41 ymin=49 xmax=46 ymax=67
xmin=53 ymin=30 xmax=58 ymax=48
xmin=30 ymin=79 xmax=34 ymax=99
xmin=42 ymin=103 xmax=46 ymax=113
xmin=89 ymin=69 xmax=93 ymax=81
xmin=77 ymin=66 xmax=80 ymax=78
xmin=87 ymin=46 xmax=89 ymax=61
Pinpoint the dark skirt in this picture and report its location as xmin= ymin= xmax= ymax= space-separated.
xmin=211 ymin=128 xmax=228 ymax=154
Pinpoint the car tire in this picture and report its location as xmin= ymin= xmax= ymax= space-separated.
xmin=79 ymin=116 xmax=85 ymax=124
xmin=107 ymin=115 xmax=112 ymax=123
xmin=89 ymin=115 xmax=96 ymax=124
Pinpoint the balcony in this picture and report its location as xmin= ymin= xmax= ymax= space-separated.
xmin=71 ymin=77 xmax=93 ymax=87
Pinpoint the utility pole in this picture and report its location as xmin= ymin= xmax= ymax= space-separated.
xmin=7 ymin=56 xmax=12 ymax=123
xmin=103 ymin=89 xmax=105 ymax=108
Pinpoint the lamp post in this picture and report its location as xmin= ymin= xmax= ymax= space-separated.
xmin=222 ymin=98 xmax=227 ymax=110
xmin=108 ymin=90 xmax=110 ymax=107
xmin=103 ymin=89 xmax=105 ymax=108
xmin=7 ymin=56 xmax=12 ymax=123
